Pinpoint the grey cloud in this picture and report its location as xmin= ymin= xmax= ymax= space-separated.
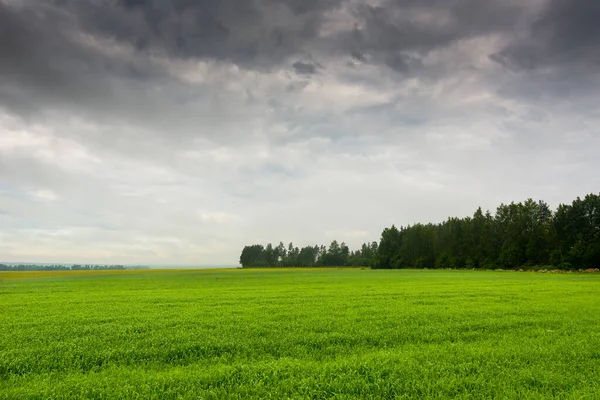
xmin=292 ymin=61 xmax=317 ymax=75
xmin=487 ymin=0 xmax=600 ymax=109
xmin=332 ymin=0 xmax=526 ymax=73
xmin=383 ymin=53 xmax=422 ymax=74
xmin=286 ymin=81 xmax=310 ymax=92
xmin=350 ymin=51 xmax=366 ymax=62
xmin=493 ymin=0 xmax=600 ymax=72
xmin=0 ymin=0 xmax=341 ymax=138
xmin=0 ymin=0 xmax=559 ymax=124
xmin=0 ymin=2 xmax=166 ymax=118
xmin=54 ymin=0 xmax=343 ymax=68
xmin=2 ymin=0 xmax=531 ymax=87
xmin=0 ymin=4 xmax=80 ymax=114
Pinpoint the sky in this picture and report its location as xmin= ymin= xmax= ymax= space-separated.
xmin=1 ymin=0 xmax=599 ymax=266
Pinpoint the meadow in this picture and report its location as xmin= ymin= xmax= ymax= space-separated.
xmin=1 ymin=269 xmax=600 ymax=399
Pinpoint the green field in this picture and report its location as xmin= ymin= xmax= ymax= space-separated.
xmin=1 ymin=269 xmax=600 ymax=399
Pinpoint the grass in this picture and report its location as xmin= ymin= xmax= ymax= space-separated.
xmin=0 ymin=269 xmax=161 ymax=280
xmin=1 ymin=269 xmax=600 ymax=399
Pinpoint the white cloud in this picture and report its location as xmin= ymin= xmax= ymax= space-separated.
xmin=29 ymin=189 xmax=59 ymax=202
xmin=198 ymin=211 xmax=237 ymax=223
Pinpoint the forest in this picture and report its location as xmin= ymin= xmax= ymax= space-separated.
xmin=239 ymin=240 xmax=378 ymax=268
xmin=240 ymin=193 xmax=600 ymax=270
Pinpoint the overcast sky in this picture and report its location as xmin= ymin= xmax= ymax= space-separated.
xmin=1 ymin=0 xmax=599 ymax=265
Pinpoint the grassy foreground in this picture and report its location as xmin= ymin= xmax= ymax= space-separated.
xmin=1 ymin=269 xmax=599 ymax=399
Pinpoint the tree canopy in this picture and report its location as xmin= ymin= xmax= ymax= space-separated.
xmin=239 ymin=241 xmax=378 ymax=268
xmin=240 ymin=193 xmax=600 ymax=270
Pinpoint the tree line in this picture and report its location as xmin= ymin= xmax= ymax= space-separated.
xmin=0 ymin=264 xmax=128 ymax=271
xmin=240 ymin=193 xmax=600 ymax=270
xmin=239 ymin=241 xmax=378 ymax=268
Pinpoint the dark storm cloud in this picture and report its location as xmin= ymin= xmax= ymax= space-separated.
xmin=292 ymin=61 xmax=317 ymax=75
xmin=0 ymin=0 xmax=597 ymax=118
xmin=332 ymin=0 xmax=526 ymax=73
xmin=493 ymin=0 xmax=600 ymax=71
xmin=0 ymin=1 xmax=165 ymax=116
xmin=0 ymin=3 xmax=79 ymax=114
xmin=353 ymin=0 xmax=519 ymax=50
xmin=51 ymin=0 xmax=343 ymax=68
xmin=1 ymin=0 xmax=527 ymax=82
xmin=0 ymin=0 xmax=345 ymax=119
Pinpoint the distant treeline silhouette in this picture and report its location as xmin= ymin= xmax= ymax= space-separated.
xmin=0 ymin=264 xmax=139 ymax=271
xmin=239 ymin=241 xmax=378 ymax=268
xmin=240 ymin=193 xmax=600 ymax=270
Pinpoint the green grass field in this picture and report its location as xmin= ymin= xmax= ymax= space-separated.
xmin=1 ymin=269 xmax=600 ymax=399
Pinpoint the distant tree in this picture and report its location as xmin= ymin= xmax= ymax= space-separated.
xmin=239 ymin=245 xmax=265 ymax=267
xmin=239 ymin=192 xmax=600 ymax=270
